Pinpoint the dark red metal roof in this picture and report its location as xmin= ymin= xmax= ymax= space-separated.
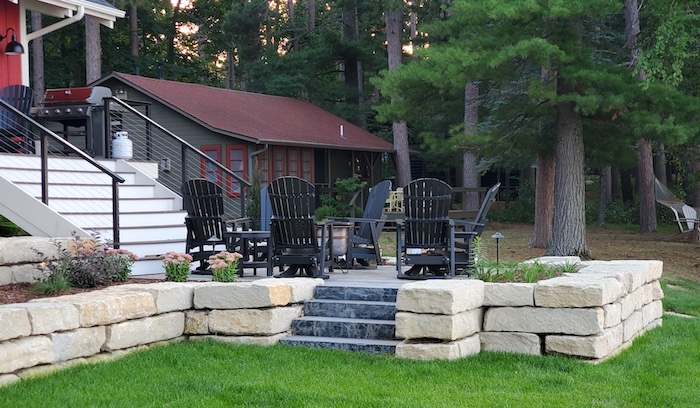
xmin=106 ymin=73 xmax=394 ymax=153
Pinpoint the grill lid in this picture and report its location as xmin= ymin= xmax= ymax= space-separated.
xmin=43 ymin=86 xmax=113 ymax=106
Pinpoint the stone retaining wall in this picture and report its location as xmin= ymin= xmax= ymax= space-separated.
xmin=395 ymin=258 xmax=664 ymax=361
xmin=0 ymin=237 xmax=75 ymax=285
xmin=0 ymin=278 xmax=324 ymax=387
xmin=0 ymin=258 xmax=665 ymax=388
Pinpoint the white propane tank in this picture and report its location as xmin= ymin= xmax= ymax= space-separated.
xmin=112 ymin=131 xmax=133 ymax=160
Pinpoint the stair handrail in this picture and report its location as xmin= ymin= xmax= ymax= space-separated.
xmin=103 ymin=96 xmax=250 ymax=218
xmin=0 ymin=97 xmax=125 ymax=246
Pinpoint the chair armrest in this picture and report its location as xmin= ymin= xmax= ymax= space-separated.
xmin=226 ymin=217 xmax=251 ymax=230
xmin=328 ymin=217 xmax=381 ymax=224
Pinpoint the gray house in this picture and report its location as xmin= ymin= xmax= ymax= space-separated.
xmin=94 ymin=72 xmax=395 ymax=193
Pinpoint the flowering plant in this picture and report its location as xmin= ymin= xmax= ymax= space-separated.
xmin=163 ymin=252 xmax=193 ymax=282
xmin=208 ymin=251 xmax=243 ymax=282
xmin=104 ymin=248 xmax=139 ymax=282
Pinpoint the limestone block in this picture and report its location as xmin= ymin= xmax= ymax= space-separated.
xmin=629 ymin=286 xmax=645 ymax=311
xmin=261 ymin=278 xmax=324 ymax=303
xmin=645 ymin=318 xmax=663 ymax=332
xmin=395 ymin=334 xmax=480 ymax=360
xmin=642 ymin=300 xmax=663 ymax=327
xmin=17 ymin=358 xmax=87 ymax=379
xmin=484 ymin=307 xmax=605 ymax=336
xmin=35 ymin=290 xmax=157 ymax=327
xmin=642 ymin=283 xmax=655 ymax=306
xmin=105 ymin=282 xmax=200 ymax=313
xmin=0 ymin=336 xmax=54 ymax=374
xmin=650 ymin=280 xmax=664 ymax=301
xmin=11 ymin=264 xmax=45 ymax=284
xmin=396 ymin=309 xmax=483 ymax=341
xmin=396 ymin=280 xmax=484 ymax=315
xmin=0 ymin=374 xmax=21 ymax=388
xmin=480 ymin=332 xmax=541 ymax=355
xmin=5 ymin=302 xmax=80 ymax=335
xmin=185 ymin=310 xmax=209 ymax=335
xmin=208 ymin=306 xmax=303 ymax=336
xmin=0 ymin=307 xmax=31 ymax=341
xmin=586 ymin=260 xmax=662 ymax=288
xmin=523 ymin=256 xmax=581 ymax=266
xmin=535 ymin=275 xmax=625 ymax=308
xmin=192 ymin=333 xmax=287 ymax=347
xmin=546 ymin=324 xmax=623 ymax=359
xmin=0 ymin=237 xmax=72 ymax=265
xmin=603 ymin=303 xmax=622 ymax=328
xmin=623 ymin=310 xmax=643 ymax=342
xmin=0 ymin=266 xmax=11 ymax=285
xmin=576 ymin=262 xmax=637 ymax=294
xmin=483 ymin=283 xmax=535 ymax=307
xmin=51 ymin=326 xmax=106 ymax=361
xmin=619 ymin=294 xmax=636 ymax=321
xmin=194 ymin=282 xmax=292 ymax=310
xmin=104 ymin=312 xmax=185 ymax=351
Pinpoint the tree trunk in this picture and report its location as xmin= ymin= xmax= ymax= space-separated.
xmin=463 ymin=83 xmax=479 ymax=211
xmin=638 ymin=139 xmax=657 ymax=232
xmin=654 ymin=144 xmax=667 ymax=185
xmin=385 ymin=9 xmax=411 ymax=186
xmin=31 ymin=12 xmax=45 ymax=105
xmin=85 ymin=16 xmax=102 ymax=83
xmin=129 ymin=4 xmax=138 ymax=57
xmin=168 ymin=0 xmax=182 ymax=63
xmin=611 ymin=167 xmax=620 ymax=198
xmin=531 ymin=153 xmax=555 ymax=248
xmin=597 ymin=166 xmax=611 ymax=226
xmin=546 ymin=96 xmax=589 ymax=258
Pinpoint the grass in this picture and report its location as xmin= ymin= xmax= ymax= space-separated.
xmin=1 ymin=303 xmax=699 ymax=407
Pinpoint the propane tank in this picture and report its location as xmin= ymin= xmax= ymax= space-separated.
xmin=112 ymin=131 xmax=133 ymax=160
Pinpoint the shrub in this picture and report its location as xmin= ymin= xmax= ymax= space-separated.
xmin=315 ymin=174 xmax=367 ymax=221
xmin=31 ymin=260 xmax=72 ymax=296
xmin=103 ymin=249 xmax=139 ymax=282
xmin=208 ymin=251 xmax=242 ymax=282
xmin=66 ymin=236 xmax=112 ymax=288
xmin=163 ymin=252 xmax=193 ymax=282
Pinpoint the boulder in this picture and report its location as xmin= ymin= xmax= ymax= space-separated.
xmin=51 ymin=326 xmax=106 ymax=361
xmin=395 ymin=309 xmax=482 ymax=341
xmin=103 ymin=312 xmax=185 ymax=351
xmin=484 ymin=306 xmax=605 ymax=336
xmin=395 ymin=335 xmax=480 ymax=360
xmin=480 ymin=332 xmax=541 ymax=355
xmin=208 ymin=306 xmax=303 ymax=336
xmin=396 ymin=280 xmax=484 ymax=315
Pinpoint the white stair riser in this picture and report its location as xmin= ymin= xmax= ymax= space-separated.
xmin=93 ymin=225 xmax=187 ymax=243
xmin=0 ymin=169 xmax=136 ymax=185
xmin=130 ymin=259 xmax=167 ymax=276
xmin=119 ymin=241 xmax=188 ymax=259
xmin=62 ymin=211 xmax=186 ymax=228
xmin=48 ymin=198 xmax=176 ymax=212
xmin=18 ymin=184 xmax=155 ymax=199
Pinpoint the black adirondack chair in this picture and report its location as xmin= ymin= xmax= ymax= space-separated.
xmin=452 ymin=182 xmax=500 ymax=271
xmin=396 ymin=178 xmax=467 ymax=279
xmin=182 ymin=179 xmax=230 ymax=272
xmin=330 ymin=180 xmax=392 ymax=268
xmin=454 ymin=182 xmax=501 ymax=237
xmin=0 ymin=85 xmax=34 ymax=153
xmin=269 ymin=176 xmax=331 ymax=278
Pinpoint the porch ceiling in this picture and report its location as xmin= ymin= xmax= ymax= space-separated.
xmin=24 ymin=0 xmax=125 ymax=27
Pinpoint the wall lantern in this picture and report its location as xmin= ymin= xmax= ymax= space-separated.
xmin=0 ymin=28 xmax=25 ymax=55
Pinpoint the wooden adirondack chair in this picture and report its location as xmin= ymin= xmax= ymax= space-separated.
xmin=0 ymin=85 xmax=34 ymax=153
xmin=182 ymin=179 xmax=230 ymax=272
xmin=396 ymin=178 xmax=469 ymax=279
xmin=329 ymin=180 xmax=392 ymax=268
xmin=269 ymin=176 xmax=331 ymax=278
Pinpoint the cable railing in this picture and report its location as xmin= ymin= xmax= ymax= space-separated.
xmin=0 ymin=98 xmax=125 ymax=246
xmin=103 ymin=97 xmax=250 ymax=219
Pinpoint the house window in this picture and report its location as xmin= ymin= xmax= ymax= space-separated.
xmin=200 ymin=145 xmax=221 ymax=185
xmin=288 ymin=148 xmax=299 ymax=177
xmin=301 ymin=149 xmax=313 ymax=182
xmin=257 ymin=151 xmax=270 ymax=185
xmin=273 ymin=147 xmax=285 ymax=179
xmin=227 ymin=146 xmax=246 ymax=197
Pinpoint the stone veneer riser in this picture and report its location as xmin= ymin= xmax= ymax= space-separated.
xmin=0 ymin=258 xmax=664 ymax=387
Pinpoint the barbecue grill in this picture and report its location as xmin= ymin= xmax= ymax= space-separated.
xmin=33 ymin=86 xmax=113 ymax=157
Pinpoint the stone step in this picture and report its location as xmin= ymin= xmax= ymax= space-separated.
xmin=279 ymin=336 xmax=400 ymax=354
xmin=304 ymin=299 xmax=396 ymax=320
xmin=314 ymin=285 xmax=398 ymax=302
xmin=291 ymin=316 xmax=395 ymax=340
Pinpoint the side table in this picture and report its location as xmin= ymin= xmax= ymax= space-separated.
xmin=225 ymin=230 xmax=273 ymax=276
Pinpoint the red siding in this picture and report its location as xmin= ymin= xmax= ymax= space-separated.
xmin=0 ymin=2 xmax=23 ymax=88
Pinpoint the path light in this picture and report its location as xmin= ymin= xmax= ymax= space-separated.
xmin=491 ymin=232 xmax=505 ymax=265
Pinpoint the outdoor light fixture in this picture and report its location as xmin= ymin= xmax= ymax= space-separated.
xmin=0 ymin=28 xmax=25 ymax=55
xmin=491 ymin=232 xmax=505 ymax=265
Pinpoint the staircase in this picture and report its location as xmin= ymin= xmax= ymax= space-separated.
xmin=0 ymin=153 xmax=187 ymax=275
xmin=280 ymin=285 xmax=401 ymax=354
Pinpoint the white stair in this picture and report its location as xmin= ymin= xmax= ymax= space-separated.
xmin=0 ymin=153 xmax=187 ymax=276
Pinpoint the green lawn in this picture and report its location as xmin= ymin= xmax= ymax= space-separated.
xmin=1 ymin=284 xmax=698 ymax=407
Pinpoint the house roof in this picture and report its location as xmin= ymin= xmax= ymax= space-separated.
xmin=99 ymin=72 xmax=395 ymax=153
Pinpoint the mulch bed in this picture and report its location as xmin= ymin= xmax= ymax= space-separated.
xmin=0 ymin=279 xmax=164 ymax=305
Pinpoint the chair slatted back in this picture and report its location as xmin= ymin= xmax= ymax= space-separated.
xmin=404 ymin=178 xmax=452 ymax=248
xmin=357 ymin=180 xmax=392 ymax=240
xmin=471 ymin=182 xmax=501 ymax=236
xmin=182 ymin=179 xmax=226 ymax=243
xmin=0 ymin=85 xmax=33 ymax=132
xmin=269 ymin=176 xmax=318 ymax=251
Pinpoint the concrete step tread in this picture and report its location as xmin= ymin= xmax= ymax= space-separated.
xmin=282 ymin=335 xmax=401 ymax=346
xmin=295 ymin=316 xmax=395 ymax=325
xmin=307 ymin=299 xmax=396 ymax=307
